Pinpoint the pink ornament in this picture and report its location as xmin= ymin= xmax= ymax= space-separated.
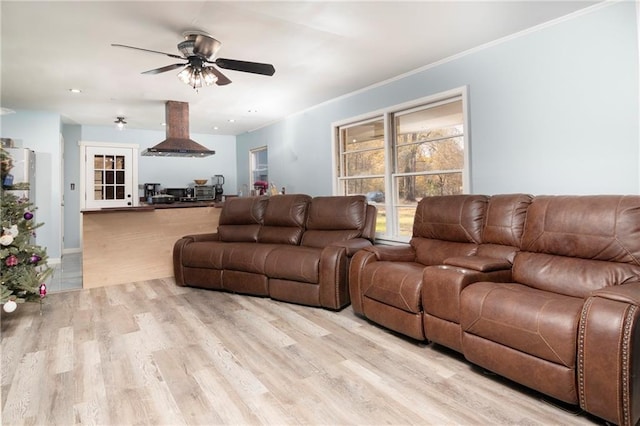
xmin=39 ymin=283 xmax=47 ymax=298
xmin=23 ymin=211 xmax=33 ymax=220
xmin=5 ymin=255 xmax=18 ymax=267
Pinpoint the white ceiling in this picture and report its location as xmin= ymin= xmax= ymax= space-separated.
xmin=1 ymin=1 xmax=599 ymax=136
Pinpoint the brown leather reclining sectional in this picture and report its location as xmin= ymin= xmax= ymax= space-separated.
xmin=173 ymin=194 xmax=376 ymax=310
xmin=350 ymin=194 xmax=640 ymax=426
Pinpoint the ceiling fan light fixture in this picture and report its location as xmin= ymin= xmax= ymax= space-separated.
xmin=114 ymin=116 xmax=127 ymax=130
xmin=177 ymin=65 xmax=218 ymax=90
xmin=202 ymin=67 xmax=218 ymax=86
xmin=177 ymin=67 xmax=192 ymax=84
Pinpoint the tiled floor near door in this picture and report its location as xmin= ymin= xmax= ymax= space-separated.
xmin=46 ymin=252 xmax=82 ymax=292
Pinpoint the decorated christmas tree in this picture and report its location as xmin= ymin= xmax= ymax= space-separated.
xmin=0 ymin=147 xmax=52 ymax=313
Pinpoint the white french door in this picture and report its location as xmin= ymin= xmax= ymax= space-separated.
xmin=81 ymin=143 xmax=138 ymax=209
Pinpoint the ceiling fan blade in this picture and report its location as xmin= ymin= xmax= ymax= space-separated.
xmin=214 ymin=58 xmax=275 ymax=76
xmin=142 ymin=63 xmax=186 ymax=75
xmin=111 ymin=43 xmax=184 ymax=60
xmin=208 ymin=67 xmax=232 ymax=86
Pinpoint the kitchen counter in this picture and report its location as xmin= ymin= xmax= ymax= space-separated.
xmin=81 ymin=203 xmax=221 ymax=288
xmin=81 ymin=200 xmax=223 ymax=214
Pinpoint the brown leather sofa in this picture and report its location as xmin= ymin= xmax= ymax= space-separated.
xmin=350 ymin=194 xmax=640 ymax=426
xmin=173 ymin=194 xmax=376 ymax=310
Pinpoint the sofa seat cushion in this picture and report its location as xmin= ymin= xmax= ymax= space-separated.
xmin=461 ymin=282 xmax=584 ymax=368
xmin=362 ymin=261 xmax=425 ymax=314
xmin=264 ymin=246 xmax=322 ymax=284
xmin=221 ymin=242 xmax=282 ymax=274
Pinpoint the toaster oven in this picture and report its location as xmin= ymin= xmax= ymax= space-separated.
xmin=194 ymin=185 xmax=215 ymax=201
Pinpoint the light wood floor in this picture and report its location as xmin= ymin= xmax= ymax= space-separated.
xmin=1 ymin=277 xmax=602 ymax=425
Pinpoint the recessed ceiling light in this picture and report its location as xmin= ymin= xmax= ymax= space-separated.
xmin=228 ymin=119 xmax=235 ymax=123
xmin=68 ymin=88 xmax=82 ymax=94
xmin=213 ymin=126 xmax=219 ymax=130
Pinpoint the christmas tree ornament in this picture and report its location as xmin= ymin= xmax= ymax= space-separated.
xmin=23 ymin=211 xmax=33 ymax=220
xmin=3 ymin=225 xmax=18 ymax=237
xmin=29 ymin=254 xmax=41 ymax=264
xmin=0 ymin=234 xmax=13 ymax=246
xmin=3 ymin=300 xmax=17 ymax=313
xmin=5 ymin=255 xmax=18 ymax=267
xmin=39 ymin=283 xmax=47 ymax=298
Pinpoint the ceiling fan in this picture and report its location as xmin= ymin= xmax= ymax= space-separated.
xmin=112 ymin=31 xmax=275 ymax=89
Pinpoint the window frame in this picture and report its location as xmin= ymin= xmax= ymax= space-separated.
xmin=249 ymin=146 xmax=268 ymax=188
xmin=332 ymin=86 xmax=470 ymax=243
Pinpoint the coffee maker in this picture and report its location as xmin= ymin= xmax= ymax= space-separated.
xmin=144 ymin=183 xmax=161 ymax=202
xmin=213 ymin=175 xmax=225 ymax=201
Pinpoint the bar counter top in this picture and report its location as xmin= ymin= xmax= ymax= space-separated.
xmin=82 ymin=200 xmax=223 ymax=214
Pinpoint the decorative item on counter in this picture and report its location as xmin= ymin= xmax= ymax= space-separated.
xmin=253 ymin=181 xmax=268 ymax=195
xmin=194 ymin=179 xmax=208 ymax=185
xmin=269 ymin=182 xmax=278 ymax=196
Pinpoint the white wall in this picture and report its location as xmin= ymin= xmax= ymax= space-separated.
xmin=236 ymin=1 xmax=639 ymax=197
xmin=1 ymin=110 xmax=63 ymax=262
xmin=62 ymin=124 xmax=236 ymax=251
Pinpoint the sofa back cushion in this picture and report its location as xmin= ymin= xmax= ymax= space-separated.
xmin=477 ymin=193 xmax=532 ymax=261
xmin=410 ymin=195 xmax=487 ymax=265
xmin=258 ymin=194 xmax=311 ymax=245
xmin=301 ymin=195 xmax=367 ymax=247
xmin=218 ymin=196 xmax=268 ymax=242
xmin=514 ymin=195 xmax=640 ymax=297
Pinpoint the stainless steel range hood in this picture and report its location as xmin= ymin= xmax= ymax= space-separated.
xmin=142 ymin=100 xmax=215 ymax=157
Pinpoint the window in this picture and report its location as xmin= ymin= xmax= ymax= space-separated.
xmin=335 ymin=89 xmax=468 ymax=242
xmin=250 ymin=146 xmax=268 ymax=193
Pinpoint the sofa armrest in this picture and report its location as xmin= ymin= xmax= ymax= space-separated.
xmin=347 ymin=245 xmax=418 ymax=315
xmin=317 ymin=245 xmax=350 ymax=310
xmin=329 ymin=238 xmax=374 ymax=257
xmin=363 ymin=244 xmax=417 ymax=262
xmin=443 ymin=255 xmax=512 ymax=272
xmin=180 ymin=232 xmax=220 ymax=243
xmin=590 ymin=281 xmax=640 ymax=305
xmin=578 ymin=282 xmax=640 ymax=426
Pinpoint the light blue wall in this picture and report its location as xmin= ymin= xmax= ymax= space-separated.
xmin=62 ymin=124 xmax=236 ymax=251
xmin=1 ymin=110 xmax=63 ymax=261
xmin=237 ymin=2 xmax=639 ymax=196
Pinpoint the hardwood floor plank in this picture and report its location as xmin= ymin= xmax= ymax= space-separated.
xmin=1 ymin=278 xmax=601 ymax=425
xmin=2 ymin=350 xmax=46 ymax=423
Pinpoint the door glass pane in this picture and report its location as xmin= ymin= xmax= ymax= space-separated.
xmin=115 ymin=156 xmax=125 ymax=169
xmin=94 ymin=156 xmax=104 ymax=169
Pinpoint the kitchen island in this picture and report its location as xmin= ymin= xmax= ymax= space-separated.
xmin=81 ymin=202 xmax=221 ymax=288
